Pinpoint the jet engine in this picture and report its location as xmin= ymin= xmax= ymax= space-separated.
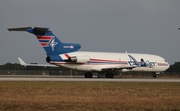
xmin=68 ymin=56 xmax=90 ymax=63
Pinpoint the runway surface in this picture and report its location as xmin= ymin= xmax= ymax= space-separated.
xmin=0 ymin=77 xmax=180 ymax=82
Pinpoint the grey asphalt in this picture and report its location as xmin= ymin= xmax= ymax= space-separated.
xmin=0 ymin=77 xmax=180 ymax=82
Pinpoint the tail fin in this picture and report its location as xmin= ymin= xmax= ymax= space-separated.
xmin=8 ymin=27 xmax=81 ymax=55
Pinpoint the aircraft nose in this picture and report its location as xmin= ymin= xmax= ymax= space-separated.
xmin=166 ymin=62 xmax=170 ymax=70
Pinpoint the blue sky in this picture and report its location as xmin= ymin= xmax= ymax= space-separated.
xmin=0 ymin=0 xmax=180 ymax=64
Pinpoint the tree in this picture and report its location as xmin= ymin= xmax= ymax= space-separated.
xmin=166 ymin=62 xmax=180 ymax=72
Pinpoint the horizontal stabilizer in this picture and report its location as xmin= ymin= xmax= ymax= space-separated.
xmin=8 ymin=27 xmax=32 ymax=31
xmin=8 ymin=27 xmax=49 ymax=32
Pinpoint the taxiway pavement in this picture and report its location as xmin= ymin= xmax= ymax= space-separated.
xmin=0 ymin=77 xmax=180 ymax=82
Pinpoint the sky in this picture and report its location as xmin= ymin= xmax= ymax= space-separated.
xmin=0 ymin=0 xmax=180 ymax=65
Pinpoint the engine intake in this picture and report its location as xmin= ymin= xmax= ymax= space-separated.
xmin=46 ymin=55 xmax=61 ymax=63
xmin=46 ymin=56 xmax=51 ymax=63
xmin=69 ymin=56 xmax=90 ymax=63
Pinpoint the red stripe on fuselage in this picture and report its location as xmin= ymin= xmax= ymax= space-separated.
xmin=64 ymin=54 xmax=70 ymax=59
xmin=36 ymin=36 xmax=52 ymax=40
xmin=50 ymin=62 xmax=128 ymax=66
xmin=157 ymin=63 xmax=169 ymax=66
xmin=90 ymin=58 xmax=125 ymax=62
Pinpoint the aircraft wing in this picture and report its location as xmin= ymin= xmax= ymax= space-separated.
xmin=18 ymin=57 xmax=58 ymax=67
xmin=91 ymin=65 xmax=136 ymax=72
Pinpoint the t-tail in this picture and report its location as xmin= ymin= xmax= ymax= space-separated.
xmin=8 ymin=27 xmax=81 ymax=62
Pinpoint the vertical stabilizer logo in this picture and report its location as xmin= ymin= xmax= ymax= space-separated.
xmin=49 ymin=37 xmax=58 ymax=51
xmin=36 ymin=36 xmax=58 ymax=51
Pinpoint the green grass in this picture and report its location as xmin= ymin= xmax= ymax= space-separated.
xmin=0 ymin=81 xmax=180 ymax=111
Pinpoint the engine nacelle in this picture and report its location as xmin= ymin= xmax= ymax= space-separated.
xmin=46 ymin=56 xmax=51 ymax=63
xmin=69 ymin=56 xmax=90 ymax=63
xmin=46 ymin=55 xmax=62 ymax=63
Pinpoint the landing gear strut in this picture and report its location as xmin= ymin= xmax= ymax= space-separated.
xmin=153 ymin=72 xmax=160 ymax=78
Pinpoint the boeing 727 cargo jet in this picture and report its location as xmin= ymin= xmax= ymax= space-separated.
xmin=8 ymin=27 xmax=169 ymax=78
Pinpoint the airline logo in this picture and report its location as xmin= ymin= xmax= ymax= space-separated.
xmin=36 ymin=36 xmax=58 ymax=51
xmin=128 ymin=55 xmax=155 ymax=67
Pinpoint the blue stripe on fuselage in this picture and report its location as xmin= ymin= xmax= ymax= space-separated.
xmin=88 ymin=61 xmax=127 ymax=64
xmin=39 ymin=40 xmax=50 ymax=42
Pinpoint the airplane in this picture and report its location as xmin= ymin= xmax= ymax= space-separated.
xmin=18 ymin=57 xmax=58 ymax=67
xmin=8 ymin=27 xmax=169 ymax=78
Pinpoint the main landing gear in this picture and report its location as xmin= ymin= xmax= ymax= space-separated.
xmin=153 ymin=72 xmax=160 ymax=78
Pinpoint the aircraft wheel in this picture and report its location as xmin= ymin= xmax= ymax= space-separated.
xmin=155 ymin=74 xmax=159 ymax=78
xmin=153 ymin=73 xmax=159 ymax=78
xmin=84 ymin=72 xmax=93 ymax=78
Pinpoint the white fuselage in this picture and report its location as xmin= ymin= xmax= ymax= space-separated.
xmin=50 ymin=51 xmax=169 ymax=73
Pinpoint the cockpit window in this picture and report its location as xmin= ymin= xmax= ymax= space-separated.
xmin=164 ymin=59 xmax=167 ymax=62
